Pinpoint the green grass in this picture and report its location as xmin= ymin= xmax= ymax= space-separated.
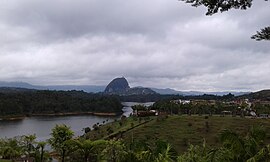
xmin=86 ymin=115 xmax=270 ymax=153
xmin=84 ymin=116 xmax=154 ymax=140
xmin=0 ymin=159 xmax=12 ymax=162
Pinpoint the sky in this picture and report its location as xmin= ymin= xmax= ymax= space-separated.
xmin=0 ymin=0 xmax=269 ymax=92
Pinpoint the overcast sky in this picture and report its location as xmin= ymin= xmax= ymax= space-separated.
xmin=0 ymin=0 xmax=269 ymax=91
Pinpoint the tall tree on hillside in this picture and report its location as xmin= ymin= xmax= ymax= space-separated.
xmin=180 ymin=0 xmax=270 ymax=41
xmin=48 ymin=124 xmax=74 ymax=162
xmin=22 ymin=134 xmax=36 ymax=157
xmin=36 ymin=141 xmax=47 ymax=162
xmin=68 ymin=139 xmax=107 ymax=162
xmin=101 ymin=140 xmax=127 ymax=162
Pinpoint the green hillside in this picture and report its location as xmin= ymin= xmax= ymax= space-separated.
xmin=240 ymin=89 xmax=270 ymax=101
xmin=86 ymin=115 xmax=270 ymax=153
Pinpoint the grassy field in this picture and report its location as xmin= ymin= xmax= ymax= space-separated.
xmin=0 ymin=160 xmax=12 ymax=162
xmin=86 ymin=115 xmax=270 ymax=153
xmin=84 ymin=116 xmax=154 ymax=140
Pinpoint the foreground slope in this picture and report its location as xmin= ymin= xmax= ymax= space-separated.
xmin=86 ymin=115 xmax=270 ymax=153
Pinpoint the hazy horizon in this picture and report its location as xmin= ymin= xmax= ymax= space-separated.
xmin=0 ymin=79 xmax=258 ymax=93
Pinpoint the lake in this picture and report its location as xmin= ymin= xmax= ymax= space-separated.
xmin=0 ymin=102 xmax=153 ymax=140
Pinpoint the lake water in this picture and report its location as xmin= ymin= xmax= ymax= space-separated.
xmin=0 ymin=102 xmax=153 ymax=140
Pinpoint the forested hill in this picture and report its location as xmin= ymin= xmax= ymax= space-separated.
xmin=238 ymin=89 xmax=270 ymax=101
xmin=0 ymin=88 xmax=123 ymax=117
xmin=0 ymin=87 xmax=36 ymax=93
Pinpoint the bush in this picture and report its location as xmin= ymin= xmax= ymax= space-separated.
xmin=83 ymin=127 xmax=91 ymax=134
xmin=119 ymin=121 xmax=123 ymax=126
xmin=107 ymin=127 xmax=114 ymax=134
xmin=93 ymin=124 xmax=99 ymax=131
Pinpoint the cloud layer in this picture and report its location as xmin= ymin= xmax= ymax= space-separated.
xmin=0 ymin=0 xmax=269 ymax=91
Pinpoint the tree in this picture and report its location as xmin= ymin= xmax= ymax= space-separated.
xmin=36 ymin=141 xmax=47 ymax=162
xmin=1 ymin=146 xmax=20 ymax=159
xmin=101 ymin=140 xmax=127 ymax=162
xmin=22 ymin=134 xmax=36 ymax=157
xmin=251 ymin=27 xmax=270 ymax=41
xmin=0 ymin=137 xmax=22 ymax=159
xmin=69 ymin=139 xmax=107 ymax=162
xmin=180 ymin=0 xmax=254 ymax=15
xmin=48 ymin=124 xmax=74 ymax=162
xmin=180 ymin=0 xmax=270 ymax=41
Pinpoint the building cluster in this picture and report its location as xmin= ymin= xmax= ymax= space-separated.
xmin=131 ymin=98 xmax=270 ymax=118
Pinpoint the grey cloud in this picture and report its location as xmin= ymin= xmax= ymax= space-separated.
xmin=0 ymin=0 xmax=269 ymax=91
xmin=1 ymin=0 xmax=204 ymax=41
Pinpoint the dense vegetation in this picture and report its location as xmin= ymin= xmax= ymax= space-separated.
xmin=240 ymin=90 xmax=270 ymax=101
xmin=1 ymin=116 xmax=270 ymax=162
xmin=85 ymin=115 xmax=270 ymax=152
xmin=151 ymin=98 xmax=239 ymax=115
xmin=115 ymin=89 xmax=270 ymax=103
xmin=150 ymin=91 xmax=270 ymax=115
xmin=0 ymin=88 xmax=123 ymax=117
xmin=119 ymin=94 xmax=171 ymax=102
xmin=118 ymin=93 xmax=235 ymax=102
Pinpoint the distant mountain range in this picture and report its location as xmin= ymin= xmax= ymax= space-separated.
xmin=0 ymin=81 xmax=105 ymax=93
xmin=151 ymin=87 xmax=249 ymax=96
xmin=0 ymin=81 xmax=249 ymax=96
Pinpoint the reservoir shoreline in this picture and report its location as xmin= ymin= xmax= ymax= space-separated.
xmin=0 ymin=102 xmax=153 ymax=139
xmin=0 ymin=111 xmax=120 ymax=121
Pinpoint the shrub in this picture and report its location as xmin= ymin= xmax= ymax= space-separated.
xmin=83 ymin=127 xmax=91 ymax=134
xmin=119 ymin=121 xmax=123 ymax=126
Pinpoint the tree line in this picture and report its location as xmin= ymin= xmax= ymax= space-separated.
xmin=151 ymin=98 xmax=236 ymax=115
xmin=0 ymin=88 xmax=123 ymax=117
xmin=118 ymin=93 xmax=235 ymax=102
xmin=152 ymin=98 xmax=270 ymax=115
